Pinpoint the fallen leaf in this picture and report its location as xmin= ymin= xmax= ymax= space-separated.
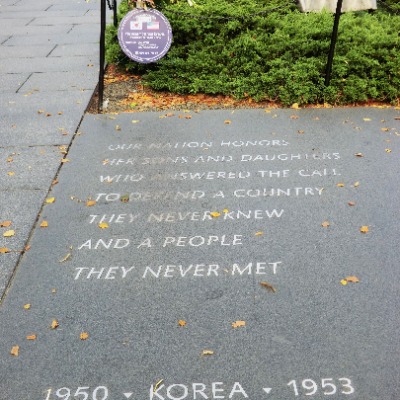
xmin=115 ymin=125 xmax=121 ymax=131
xmin=98 ymin=222 xmax=109 ymax=229
xmin=222 ymin=208 xmax=229 ymax=213
xmin=154 ymin=380 xmax=164 ymax=393
xmin=260 ymin=281 xmax=276 ymax=293
xmin=224 ymin=119 xmax=232 ymax=124
xmin=353 ymin=181 xmax=360 ymax=187
xmin=340 ymin=279 xmax=348 ymax=286
xmin=291 ymin=103 xmax=299 ymax=109
xmin=360 ymin=226 xmax=369 ymax=233
xmin=80 ymin=332 xmax=89 ymax=340
xmin=210 ymin=212 xmax=221 ymax=218
xmin=0 ymin=220 xmax=12 ymax=227
xmin=321 ymin=221 xmax=330 ymax=228
xmin=59 ymin=253 xmax=71 ymax=263
xmin=61 ymin=158 xmax=70 ymax=163
xmin=355 ymin=153 xmax=364 ymax=157
xmin=201 ymin=350 xmax=214 ymax=356
xmin=290 ymin=115 xmax=299 ymax=119
xmin=26 ymin=334 xmax=37 ymax=340
xmin=264 ymin=109 xmax=271 ymax=113
xmin=50 ymin=320 xmax=59 ymax=329
xmin=6 ymin=157 xmax=13 ymax=162
xmin=297 ymin=130 xmax=305 ymax=134
xmin=51 ymin=288 xmax=57 ymax=294
xmin=46 ymin=113 xmax=52 ymax=117
xmin=178 ymin=320 xmax=187 ymax=327
xmin=7 ymin=171 xmax=15 ymax=176
xmin=385 ymin=148 xmax=392 ymax=153
xmin=255 ymin=231 xmax=264 ymax=236
xmin=363 ymin=118 xmax=372 ymax=121
xmin=10 ymin=345 xmax=19 ymax=356
xmin=24 ymin=245 xmax=31 ymax=252
xmin=348 ymin=201 xmax=356 ymax=206
xmin=0 ymin=247 xmax=10 ymax=253
xmin=131 ymin=120 xmax=140 ymax=124
xmin=40 ymin=221 xmax=48 ymax=228
xmin=336 ymin=183 xmax=345 ymax=187
xmin=86 ymin=200 xmax=96 ymax=207
xmin=3 ymin=230 xmax=15 ymax=237
xmin=381 ymin=127 xmax=389 ymax=132
xmin=345 ymin=276 xmax=360 ymax=283
xmin=52 ymin=179 xmax=59 ymax=185
xmin=45 ymin=197 xmax=55 ymax=204
xmin=185 ymin=115 xmax=192 ymax=119
xmin=232 ymin=320 xmax=246 ymax=328
xmin=23 ymin=304 xmax=31 ymax=310
xmin=120 ymin=194 xmax=130 ymax=203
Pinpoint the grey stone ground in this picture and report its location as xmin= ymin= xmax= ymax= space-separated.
xmin=0 ymin=0 xmax=101 ymax=294
xmin=0 ymin=2 xmax=400 ymax=400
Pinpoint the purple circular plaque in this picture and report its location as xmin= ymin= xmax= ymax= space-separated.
xmin=118 ymin=9 xmax=173 ymax=64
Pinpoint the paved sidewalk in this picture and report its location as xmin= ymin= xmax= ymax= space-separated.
xmin=0 ymin=0 xmax=101 ymax=295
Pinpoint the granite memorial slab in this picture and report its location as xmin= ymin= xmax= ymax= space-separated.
xmin=0 ymin=108 xmax=399 ymax=400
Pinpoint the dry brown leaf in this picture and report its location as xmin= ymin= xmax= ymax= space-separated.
xmin=360 ymin=226 xmax=369 ymax=233
xmin=348 ymin=201 xmax=356 ymax=206
xmin=345 ymin=276 xmax=360 ymax=283
xmin=24 ymin=245 xmax=31 ymax=252
xmin=232 ymin=320 xmax=246 ymax=328
xmin=10 ymin=345 xmax=19 ymax=356
xmin=201 ymin=350 xmax=214 ymax=356
xmin=178 ymin=320 xmax=187 ymax=327
xmin=0 ymin=220 xmax=12 ymax=227
xmin=297 ymin=130 xmax=305 ymax=134
xmin=381 ymin=127 xmax=389 ymax=132
xmin=80 ymin=332 xmax=89 ymax=340
xmin=40 ymin=221 xmax=48 ymax=228
xmin=26 ymin=334 xmax=37 ymax=340
xmin=86 ymin=200 xmax=96 ymax=207
xmin=321 ymin=221 xmax=330 ymax=228
xmin=260 ymin=281 xmax=276 ymax=293
xmin=6 ymin=157 xmax=13 ymax=163
xmin=23 ymin=304 xmax=31 ymax=310
xmin=355 ymin=153 xmax=364 ymax=157
xmin=50 ymin=319 xmax=59 ymax=329
xmin=3 ymin=230 xmax=15 ymax=237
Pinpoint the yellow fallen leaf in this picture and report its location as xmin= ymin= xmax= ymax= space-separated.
xmin=260 ymin=281 xmax=276 ymax=293
xmin=297 ymin=130 xmax=305 ymax=134
xmin=23 ymin=304 xmax=31 ymax=310
xmin=40 ymin=221 xmax=48 ymax=228
xmin=385 ymin=148 xmax=392 ymax=153
xmin=381 ymin=127 xmax=389 ymax=132
xmin=201 ymin=350 xmax=214 ymax=356
xmin=178 ymin=320 xmax=187 ymax=327
xmin=224 ymin=119 xmax=232 ymax=124
xmin=340 ymin=279 xmax=348 ymax=286
xmin=153 ymin=380 xmax=164 ymax=393
xmin=10 ymin=345 xmax=19 ymax=356
xmin=360 ymin=226 xmax=369 ymax=233
xmin=132 ymin=120 xmax=140 ymax=124
xmin=264 ymin=109 xmax=271 ymax=113
xmin=0 ymin=220 xmax=12 ymax=227
xmin=51 ymin=288 xmax=57 ymax=294
xmin=86 ymin=200 xmax=96 ymax=207
xmin=255 ymin=231 xmax=264 ymax=236
xmin=353 ymin=181 xmax=360 ymax=187
xmin=363 ymin=118 xmax=372 ymax=121
xmin=80 ymin=332 xmax=89 ymax=340
xmin=120 ymin=194 xmax=130 ymax=203
xmin=98 ymin=222 xmax=109 ymax=229
xmin=210 ymin=212 xmax=221 ymax=218
xmin=59 ymin=252 xmax=71 ymax=263
xmin=232 ymin=320 xmax=246 ymax=328
xmin=337 ymin=183 xmax=345 ymax=187
xmin=291 ymin=103 xmax=299 ymax=109
xmin=115 ymin=125 xmax=121 ymax=131
xmin=321 ymin=221 xmax=330 ymax=228
xmin=222 ymin=208 xmax=229 ymax=213
xmin=61 ymin=158 xmax=70 ymax=163
xmin=0 ymin=247 xmax=10 ymax=253
xmin=3 ymin=230 xmax=15 ymax=237
xmin=7 ymin=171 xmax=15 ymax=176
xmin=26 ymin=334 xmax=37 ymax=340
xmin=45 ymin=197 xmax=55 ymax=204
xmin=50 ymin=320 xmax=59 ymax=329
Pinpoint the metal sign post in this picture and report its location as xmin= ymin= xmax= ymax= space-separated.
xmin=325 ymin=0 xmax=344 ymax=87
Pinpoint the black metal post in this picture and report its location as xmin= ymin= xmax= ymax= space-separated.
xmin=325 ymin=0 xmax=344 ymax=87
xmin=113 ymin=0 xmax=118 ymax=27
xmin=98 ymin=0 xmax=106 ymax=112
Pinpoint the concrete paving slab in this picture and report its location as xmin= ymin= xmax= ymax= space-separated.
xmin=0 ymin=10 xmax=89 ymax=18
xmin=4 ymin=31 xmax=100 ymax=45
xmin=0 ymin=145 xmax=63 ymax=190
xmin=0 ymin=45 xmax=54 ymax=59
xmin=0 ymin=73 xmax=30 ymax=93
xmin=29 ymin=15 xmax=100 ymax=25
xmin=48 ymin=1 xmax=100 ymax=11
xmin=0 ymin=18 xmax=32 ymax=28
xmin=49 ymin=43 xmax=99 ymax=57
xmin=0 ymin=55 xmax=98 ymax=73
xmin=0 ymin=108 xmax=398 ymax=399
xmin=17 ymin=70 xmax=98 ymax=93
xmin=2 ymin=24 xmax=73 ymax=36
xmin=0 ymin=189 xmax=49 ymax=296
xmin=0 ymin=92 xmax=93 ymax=146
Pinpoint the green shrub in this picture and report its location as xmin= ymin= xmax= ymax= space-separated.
xmin=106 ymin=0 xmax=400 ymax=106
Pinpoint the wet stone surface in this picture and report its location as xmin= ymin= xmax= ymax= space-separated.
xmin=0 ymin=108 xmax=399 ymax=400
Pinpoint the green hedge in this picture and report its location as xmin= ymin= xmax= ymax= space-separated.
xmin=106 ymin=0 xmax=400 ymax=106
